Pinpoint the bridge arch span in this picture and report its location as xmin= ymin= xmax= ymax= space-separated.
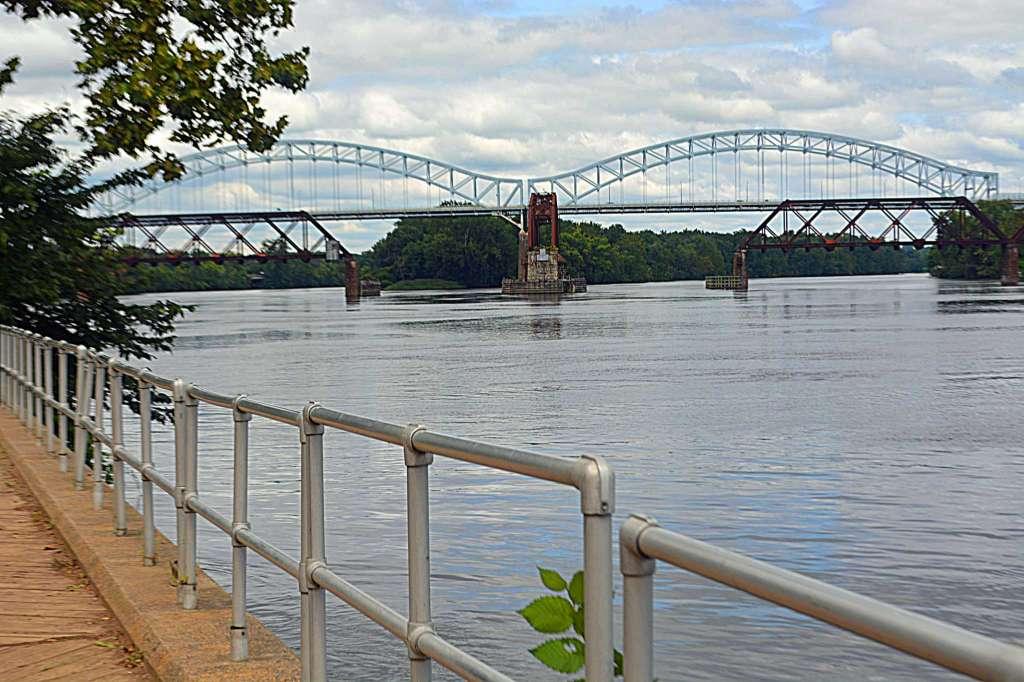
xmin=98 ymin=140 xmax=525 ymax=213
xmin=98 ymin=129 xmax=1000 ymax=214
xmin=527 ymin=129 xmax=998 ymax=204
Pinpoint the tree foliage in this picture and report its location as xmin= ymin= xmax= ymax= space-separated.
xmin=926 ymin=200 xmax=1023 ymax=279
xmin=1 ymin=0 xmax=307 ymax=360
xmin=2 ymin=0 xmax=309 ymax=179
xmin=520 ymin=567 xmax=623 ymax=678
xmin=362 ymin=215 xmax=518 ymax=288
xmin=120 ymin=254 xmax=349 ymax=293
xmin=0 ymin=110 xmax=188 ymax=357
xmin=359 ymin=217 xmax=927 ymax=289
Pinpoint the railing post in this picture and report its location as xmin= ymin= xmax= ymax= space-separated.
xmin=4 ymin=328 xmax=10 ymax=409
xmin=73 ymin=347 xmax=91 ymax=490
xmin=139 ymin=378 xmax=156 ymax=566
xmin=33 ymin=335 xmax=44 ymax=438
xmin=92 ymin=358 xmax=106 ymax=511
xmin=231 ymin=395 xmax=252 ymax=661
xmin=12 ymin=332 xmax=17 ymax=414
xmin=0 ymin=328 xmax=6 ymax=406
xmin=44 ymin=339 xmax=55 ymax=454
xmin=299 ymin=403 xmax=327 ymax=682
xmin=0 ymin=328 xmax=5 ymax=406
xmin=184 ymin=383 xmax=199 ymax=609
xmin=403 ymin=425 xmax=434 ymax=682
xmin=620 ymin=515 xmax=657 ymax=682
xmin=8 ymin=330 xmax=15 ymax=413
xmin=18 ymin=331 xmax=27 ymax=421
xmin=1 ymin=328 xmax=6 ymax=408
xmin=576 ymin=455 xmax=615 ymax=682
xmin=173 ymin=379 xmax=198 ymax=609
xmin=57 ymin=345 xmax=69 ymax=471
xmin=5 ymin=328 xmax=11 ymax=408
xmin=109 ymin=360 xmax=127 ymax=536
xmin=23 ymin=334 xmax=32 ymax=426
xmin=2 ymin=328 xmax=8 ymax=408
xmin=16 ymin=333 xmax=23 ymax=421
xmin=172 ymin=380 xmax=185 ymax=602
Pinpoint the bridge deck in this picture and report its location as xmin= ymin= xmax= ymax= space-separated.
xmin=0 ymin=448 xmax=148 ymax=680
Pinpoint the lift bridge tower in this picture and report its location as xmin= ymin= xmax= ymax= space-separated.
xmin=502 ymin=193 xmax=587 ymax=295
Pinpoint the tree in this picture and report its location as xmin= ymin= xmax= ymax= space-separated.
xmin=1 ymin=0 xmax=308 ymax=360
xmin=0 ymin=110 xmax=187 ymax=358
xmin=926 ymin=201 xmax=1022 ymax=280
xmin=2 ymin=0 xmax=309 ymax=178
xmin=360 ymin=217 xmax=925 ymax=289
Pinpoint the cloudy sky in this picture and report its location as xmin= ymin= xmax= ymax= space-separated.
xmin=2 ymin=0 xmax=1023 ymax=247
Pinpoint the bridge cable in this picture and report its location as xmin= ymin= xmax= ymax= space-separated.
xmin=288 ymin=155 xmax=295 ymax=210
xmin=333 ymin=155 xmax=340 ymax=212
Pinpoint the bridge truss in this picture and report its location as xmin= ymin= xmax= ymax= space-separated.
xmin=120 ymin=211 xmax=351 ymax=266
xmin=737 ymin=197 xmax=1010 ymax=253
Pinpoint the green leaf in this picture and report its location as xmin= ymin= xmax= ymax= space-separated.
xmin=572 ymin=606 xmax=585 ymax=637
xmin=518 ymin=596 xmax=574 ymax=633
xmin=538 ymin=566 xmax=567 ymax=592
xmin=568 ymin=571 xmax=584 ymax=606
xmin=614 ymin=649 xmax=624 ymax=676
xmin=530 ymin=637 xmax=586 ymax=674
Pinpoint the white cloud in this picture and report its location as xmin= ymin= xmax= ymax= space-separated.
xmin=830 ymin=27 xmax=894 ymax=66
xmin=2 ymin=0 xmax=1022 ymax=243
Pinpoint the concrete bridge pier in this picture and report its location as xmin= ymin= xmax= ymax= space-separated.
xmin=732 ymin=250 xmax=749 ymax=291
xmin=345 ymin=257 xmax=361 ymax=301
xmin=1001 ymin=244 xmax=1020 ymax=286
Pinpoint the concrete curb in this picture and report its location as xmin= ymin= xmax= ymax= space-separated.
xmin=0 ymin=410 xmax=301 ymax=681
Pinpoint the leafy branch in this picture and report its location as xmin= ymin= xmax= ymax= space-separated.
xmin=519 ymin=567 xmax=623 ymax=679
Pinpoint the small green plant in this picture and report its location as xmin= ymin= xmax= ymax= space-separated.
xmin=519 ymin=567 xmax=623 ymax=678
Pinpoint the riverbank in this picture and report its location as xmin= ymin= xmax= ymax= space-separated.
xmin=0 ymin=409 xmax=301 ymax=681
xmin=385 ymin=278 xmax=464 ymax=290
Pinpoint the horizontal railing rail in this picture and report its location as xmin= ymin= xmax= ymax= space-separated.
xmin=619 ymin=516 xmax=1024 ymax=682
xmin=2 ymin=323 xmax=1023 ymax=681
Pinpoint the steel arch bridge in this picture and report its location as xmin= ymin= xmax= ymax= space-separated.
xmin=96 ymin=128 xmax=999 ymax=216
xmin=97 ymin=140 xmax=525 ymax=214
xmin=527 ymin=129 xmax=998 ymax=204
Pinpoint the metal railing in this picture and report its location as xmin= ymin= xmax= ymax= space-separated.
xmin=0 ymin=325 xmax=613 ymax=681
xmin=619 ymin=516 xmax=1024 ymax=681
xmin=2 ymin=323 xmax=1023 ymax=681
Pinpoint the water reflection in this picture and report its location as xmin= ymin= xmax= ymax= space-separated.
xmin=529 ymin=316 xmax=561 ymax=339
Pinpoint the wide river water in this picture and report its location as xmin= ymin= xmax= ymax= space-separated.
xmin=124 ymin=274 xmax=1023 ymax=680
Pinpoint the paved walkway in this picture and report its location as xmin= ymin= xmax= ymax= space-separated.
xmin=0 ymin=448 xmax=149 ymax=681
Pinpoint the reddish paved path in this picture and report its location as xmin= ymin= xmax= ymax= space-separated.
xmin=0 ymin=448 xmax=149 ymax=681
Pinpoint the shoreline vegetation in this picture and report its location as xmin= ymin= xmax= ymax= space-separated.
xmin=385 ymin=278 xmax=465 ymax=291
xmin=120 ymin=206 xmax=1019 ymax=296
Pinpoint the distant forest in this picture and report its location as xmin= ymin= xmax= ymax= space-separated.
xmin=925 ymin=200 xmax=1022 ymax=280
xmin=120 ymin=205 xmax=1022 ymax=294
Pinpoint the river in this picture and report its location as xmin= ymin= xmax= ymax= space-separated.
xmin=123 ymin=274 xmax=1024 ymax=680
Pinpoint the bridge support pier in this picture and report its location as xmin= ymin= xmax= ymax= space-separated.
xmin=732 ymin=250 xmax=749 ymax=291
xmin=1001 ymin=244 xmax=1020 ymax=286
xmin=344 ymin=257 xmax=361 ymax=302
